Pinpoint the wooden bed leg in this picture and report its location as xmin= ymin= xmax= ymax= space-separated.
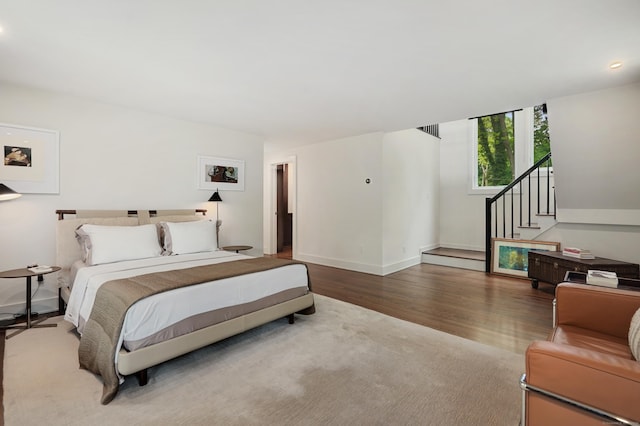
xmin=288 ymin=313 xmax=295 ymax=324
xmin=136 ymin=369 xmax=148 ymax=386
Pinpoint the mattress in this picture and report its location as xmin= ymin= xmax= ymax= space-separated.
xmin=64 ymin=251 xmax=310 ymax=351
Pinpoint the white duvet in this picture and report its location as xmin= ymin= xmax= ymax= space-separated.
xmin=64 ymin=251 xmax=310 ymax=347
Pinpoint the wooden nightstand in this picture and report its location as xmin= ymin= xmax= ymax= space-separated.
xmin=0 ymin=266 xmax=61 ymax=338
xmin=222 ymin=245 xmax=253 ymax=253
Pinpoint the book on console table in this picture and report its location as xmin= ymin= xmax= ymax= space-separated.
xmin=586 ymin=270 xmax=618 ymax=288
xmin=562 ymin=247 xmax=595 ymax=259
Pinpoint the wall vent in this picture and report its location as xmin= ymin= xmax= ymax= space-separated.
xmin=417 ymin=124 xmax=440 ymax=138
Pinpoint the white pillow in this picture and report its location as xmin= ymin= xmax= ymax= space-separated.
xmin=630 ymin=308 xmax=640 ymax=361
xmin=75 ymin=224 xmax=162 ymax=265
xmin=160 ymin=220 xmax=217 ymax=255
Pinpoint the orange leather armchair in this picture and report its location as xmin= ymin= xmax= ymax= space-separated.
xmin=521 ymin=283 xmax=640 ymax=426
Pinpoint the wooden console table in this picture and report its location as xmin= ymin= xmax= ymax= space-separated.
xmin=527 ymin=250 xmax=639 ymax=289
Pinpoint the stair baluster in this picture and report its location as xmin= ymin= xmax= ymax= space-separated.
xmin=485 ymin=152 xmax=554 ymax=272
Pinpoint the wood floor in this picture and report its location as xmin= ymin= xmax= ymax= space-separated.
xmin=272 ymin=249 xmax=555 ymax=354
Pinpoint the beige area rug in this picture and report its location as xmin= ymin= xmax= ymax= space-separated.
xmin=4 ymin=295 xmax=524 ymax=425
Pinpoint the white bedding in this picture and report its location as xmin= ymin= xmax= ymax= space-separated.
xmin=64 ymin=251 xmax=310 ymax=348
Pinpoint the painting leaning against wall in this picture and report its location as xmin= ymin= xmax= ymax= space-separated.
xmin=491 ymin=238 xmax=560 ymax=278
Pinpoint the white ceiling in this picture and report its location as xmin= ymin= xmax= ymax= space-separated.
xmin=1 ymin=1 xmax=639 ymax=147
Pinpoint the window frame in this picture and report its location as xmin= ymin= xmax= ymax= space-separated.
xmin=468 ymin=107 xmax=551 ymax=195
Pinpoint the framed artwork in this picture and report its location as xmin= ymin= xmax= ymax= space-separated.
xmin=197 ymin=155 xmax=245 ymax=191
xmin=491 ymin=238 xmax=560 ymax=278
xmin=1 ymin=123 xmax=59 ymax=194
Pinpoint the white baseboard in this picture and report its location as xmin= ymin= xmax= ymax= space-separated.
xmin=382 ymin=256 xmax=422 ymax=275
xmin=0 ymin=295 xmax=59 ymax=319
xmin=296 ymin=253 xmax=385 ymax=275
xmin=296 ymin=253 xmax=423 ymax=276
xmin=418 ymin=243 xmax=439 ymax=253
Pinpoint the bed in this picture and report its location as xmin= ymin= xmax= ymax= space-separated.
xmin=56 ymin=209 xmax=315 ymax=404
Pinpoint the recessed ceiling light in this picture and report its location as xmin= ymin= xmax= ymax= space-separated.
xmin=609 ymin=61 xmax=623 ymax=70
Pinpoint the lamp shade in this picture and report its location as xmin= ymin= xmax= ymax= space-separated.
xmin=208 ymin=190 xmax=222 ymax=202
xmin=0 ymin=183 xmax=21 ymax=201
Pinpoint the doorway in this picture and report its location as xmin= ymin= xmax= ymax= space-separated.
xmin=276 ymin=164 xmax=293 ymax=259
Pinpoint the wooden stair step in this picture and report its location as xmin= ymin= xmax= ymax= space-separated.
xmin=422 ymin=248 xmax=485 ymax=262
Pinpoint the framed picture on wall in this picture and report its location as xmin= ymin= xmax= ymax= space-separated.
xmin=197 ymin=155 xmax=245 ymax=191
xmin=491 ymin=238 xmax=560 ymax=278
xmin=0 ymin=123 xmax=60 ymax=194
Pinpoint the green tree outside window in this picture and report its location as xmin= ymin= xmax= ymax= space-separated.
xmin=476 ymin=104 xmax=550 ymax=188
xmin=477 ymin=112 xmax=514 ymax=186
xmin=533 ymin=104 xmax=551 ymax=165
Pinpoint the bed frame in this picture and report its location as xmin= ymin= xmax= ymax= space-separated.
xmin=56 ymin=209 xmax=315 ymax=385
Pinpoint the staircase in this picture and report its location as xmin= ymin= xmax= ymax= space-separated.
xmin=485 ymin=152 xmax=556 ymax=272
xmin=512 ymin=213 xmax=557 ymax=240
xmin=421 ymin=153 xmax=556 ymax=273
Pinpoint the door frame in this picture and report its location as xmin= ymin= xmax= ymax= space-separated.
xmin=268 ymin=155 xmax=297 ymax=256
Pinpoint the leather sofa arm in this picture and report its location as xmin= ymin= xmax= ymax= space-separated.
xmin=526 ymin=340 xmax=640 ymax=421
xmin=556 ymin=283 xmax=640 ymax=339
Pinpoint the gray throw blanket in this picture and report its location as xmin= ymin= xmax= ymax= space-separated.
xmin=78 ymin=257 xmax=313 ymax=404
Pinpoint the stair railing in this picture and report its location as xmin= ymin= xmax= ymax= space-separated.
xmin=485 ymin=153 xmax=554 ymax=272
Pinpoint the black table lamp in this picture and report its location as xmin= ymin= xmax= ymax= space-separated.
xmin=208 ymin=190 xmax=222 ymax=203
xmin=0 ymin=183 xmax=21 ymax=201
xmin=208 ymin=189 xmax=222 ymax=221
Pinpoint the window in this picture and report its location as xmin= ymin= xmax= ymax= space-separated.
xmin=532 ymin=104 xmax=550 ymax=164
xmin=471 ymin=104 xmax=550 ymax=191
xmin=476 ymin=111 xmax=515 ymax=187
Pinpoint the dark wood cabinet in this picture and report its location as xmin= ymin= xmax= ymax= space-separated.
xmin=527 ymin=250 xmax=640 ymax=289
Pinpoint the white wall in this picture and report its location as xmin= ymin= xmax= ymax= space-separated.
xmin=540 ymin=81 xmax=640 ymax=264
xmin=264 ymin=129 xmax=440 ymax=275
xmin=382 ymin=129 xmax=440 ymax=273
xmin=538 ymin=223 xmax=640 ymax=265
xmin=549 ymin=81 xmax=640 ymax=225
xmin=438 ymin=120 xmax=486 ymax=251
xmin=0 ymin=82 xmax=265 ymax=316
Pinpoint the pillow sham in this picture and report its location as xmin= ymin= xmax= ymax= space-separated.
xmin=75 ymin=224 xmax=162 ymax=265
xmin=160 ymin=220 xmax=217 ymax=255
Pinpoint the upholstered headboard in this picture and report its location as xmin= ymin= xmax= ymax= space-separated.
xmin=55 ymin=209 xmax=207 ymax=287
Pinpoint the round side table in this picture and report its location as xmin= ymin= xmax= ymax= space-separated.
xmin=222 ymin=245 xmax=253 ymax=253
xmin=0 ymin=266 xmax=61 ymax=338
